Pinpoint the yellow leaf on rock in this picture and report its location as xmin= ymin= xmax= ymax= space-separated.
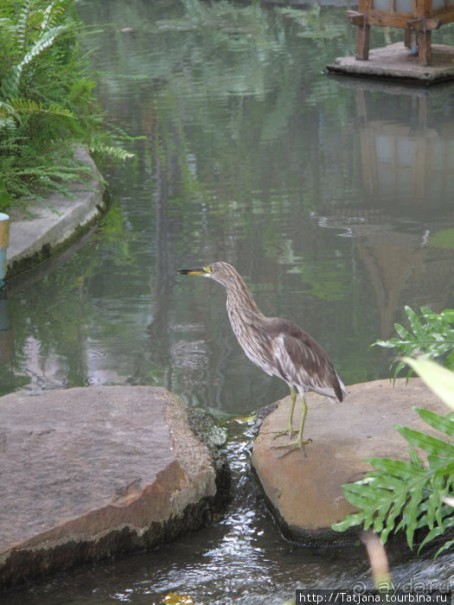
xmin=163 ymin=592 xmax=195 ymax=605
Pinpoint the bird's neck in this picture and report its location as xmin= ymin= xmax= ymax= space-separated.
xmin=225 ymin=276 xmax=263 ymax=323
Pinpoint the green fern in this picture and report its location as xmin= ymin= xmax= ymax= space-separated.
xmin=17 ymin=0 xmax=31 ymax=50
xmin=0 ymin=0 xmax=133 ymax=210
xmin=373 ymin=306 xmax=454 ymax=379
xmin=42 ymin=0 xmax=74 ymax=29
xmin=89 ymin=141 xmax=134 ymax=161
xmin=6 ymin=97 xmax=75 ymax=120
xmin=333 ymin=407 xmax=454 ymax=556
xmin=0 ymin=100 xmax=18 ymax=121
xmin=3 ymin=25 xmax=68 ymax=98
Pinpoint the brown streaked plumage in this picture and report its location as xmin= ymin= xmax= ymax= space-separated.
xmin=178 ymin=261 xmax=346 ymax=451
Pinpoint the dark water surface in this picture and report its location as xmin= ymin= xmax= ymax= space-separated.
xmin=1 ymin=0 xmax=453 ymax=602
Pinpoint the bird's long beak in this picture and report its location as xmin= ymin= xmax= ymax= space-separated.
xmin=178 ymin=266 xmax=211 ymax=276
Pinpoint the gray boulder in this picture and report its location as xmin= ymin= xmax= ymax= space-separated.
xmin=0 ymin=386 xmax=228 ymax=587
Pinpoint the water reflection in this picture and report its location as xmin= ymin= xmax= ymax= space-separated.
xmin=1 ymin=0 xmax=454 ymax=407
xmin=0 ymin=291 xmax=13 ymax=365
xmin=323 ymin=80 xmax=454 ymax=336
xmin=1 ymin=1 xmax=453 ymax=601
xmin=352 ymin=82 xmax=454 ymax=207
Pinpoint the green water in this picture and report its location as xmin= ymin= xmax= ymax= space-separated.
xmin=1 ymin=0 xmax=453 ymax=602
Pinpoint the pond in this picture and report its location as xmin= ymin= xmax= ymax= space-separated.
xmin=1 ymin=0 xmax=454 ymax=602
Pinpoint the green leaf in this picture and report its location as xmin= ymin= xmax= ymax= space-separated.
xmin=334 ymin=402 xmax=453 ymax=553
xmin=394 ymin=323 xmax=410 ymax=340
xmin=373 ymin=307 xmax=454 ymax=381
xmin=408 ymin=445 xmax=424 ymax=468
xmin=416 ymin=408 xmax=454 ymax=438
xmin=366 ymin=457 xmax=425 ymax=480
xmin=382 ymin=493 xmax=407 ymax=542
xmin=418 ymin=512 xmax=454 ymax=553
xmin=434 ymin=539 xmax=454 ymax=558
xmin=403 ymin=484 xmax=423 ymax=549
xmin=397 ymin=426 xmax=454 ymax=458
xmin=405 ymin=306 xmax=424 ymax=340
xmin=332 ymin=512 xmax=363 ymax=532
xmin=445 ymin=350 xmax=454 ymax=371
xmin=373 ymin=339 xmax=399 ymax=350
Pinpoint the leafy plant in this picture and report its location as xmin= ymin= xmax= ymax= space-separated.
xmin=0 ymin=0 xmax=132 ymax=211
xmin=333 ymin=358 xmax=454 ymax=557
xmin=373 ymin=306 xmax=454 ymax=379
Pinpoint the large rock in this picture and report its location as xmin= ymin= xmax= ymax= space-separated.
xmin=251 ymin=378 xmax=447 ymax=544
xmin=0 ymin=386 xmax=228 ymax=587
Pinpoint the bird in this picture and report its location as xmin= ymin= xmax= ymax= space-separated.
xmin=178 ymin=261 xmax=346 ymax=452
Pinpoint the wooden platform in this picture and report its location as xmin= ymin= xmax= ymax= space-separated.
xmin=327 ymin=42 xmax=454 ymax=83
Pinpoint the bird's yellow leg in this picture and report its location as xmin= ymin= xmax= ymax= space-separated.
xmin=293 ymin=396 xmax=311 ymax=448
xmin=274 ymin=396 xmax=312 ymax=455
xmin=265 ymin=388 xmax=298 ymax=439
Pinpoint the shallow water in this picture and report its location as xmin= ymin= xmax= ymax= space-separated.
xmin=1 ymin=0 xmax=453 ymax=602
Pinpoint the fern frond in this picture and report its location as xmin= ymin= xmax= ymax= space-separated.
xmin=372 ymin=307 xmax=454 ymax=380
xmin=0 ymin=100 xmax=18 ymax=120
xmin=4 ymin=24 xmax=68 ymax=98
xmin=17 ymin=0 xmax=32 ymax=50
xmin=19 ymin=24 xmax=68 ymax=70
xmin=47 ymin=0 xmax=75 ymax=28
xmin=41 ymin=1 xmax=56 ymax=31
xmin=7 ymin=98 xmax=75 ymax=120
xmin=0 ymin=0 xmax=131 ymax=211
xmin=89 ymin=142 xmax=134 ymax=160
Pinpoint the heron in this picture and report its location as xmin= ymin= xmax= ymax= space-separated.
xmin=178 ymin=261 xmax=346 ymax=451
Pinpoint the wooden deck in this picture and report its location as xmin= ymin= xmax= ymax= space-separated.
xmin=327 ymin=42 xmax=454 ymax=83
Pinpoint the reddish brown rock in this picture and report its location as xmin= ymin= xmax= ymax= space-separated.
xmin=0 ymin=386 xmax=226 ymax=587
xmin=251 ymin=378 xmax=447 ymax=544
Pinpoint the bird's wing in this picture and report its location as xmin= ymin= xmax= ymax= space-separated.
xmin=262 ymin=317 xmax=345 ymax=401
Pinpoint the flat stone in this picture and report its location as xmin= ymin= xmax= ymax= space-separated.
xmin=0 ymin=386 xmax=224 ymax=587
xmin=6 ymin=148 xmax=106 ymax=279
xmin=327 ymin=43 xmax=454 ymax=83
xmin=251 ymin=378 xmax=448 ymax=544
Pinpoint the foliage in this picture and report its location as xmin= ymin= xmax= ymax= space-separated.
xmin=0 ymin=0 xmax=132 ymax=211
xmin=335 ymin=307 xmax=454 ymax=555
xmin=333 ymin=358 xmax=454 ymax=557
xmin=333 ymin=407 xmax=454 ymax=555
xmin=373 ymin=306 xmax=454 ymax=379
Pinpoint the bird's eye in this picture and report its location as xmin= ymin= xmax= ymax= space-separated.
xmin=204 ymin=265 xmax=214 ymax=274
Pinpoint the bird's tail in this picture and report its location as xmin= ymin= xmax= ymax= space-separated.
xmin=334 ymin=372 xmax=347 ymax=402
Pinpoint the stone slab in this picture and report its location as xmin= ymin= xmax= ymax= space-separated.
xmin=251 ymin=378 xmax=449 ymax=544
xmin=6 ymin=148 xmax=106 ymax=280
xmin=0 ymin=386 xmax=220 ymax=587
xmin=327 ymin=43 xmax=454 ymax=83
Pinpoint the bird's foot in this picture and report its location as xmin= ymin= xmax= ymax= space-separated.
xmin=264 ymin=428 xmax=298 ymax=440
xmin=272 ymin=437 xmax=313 ymax=458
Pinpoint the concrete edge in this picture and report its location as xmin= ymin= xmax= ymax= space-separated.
xmin=5 ymin=148 xmax=107 ymax=280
